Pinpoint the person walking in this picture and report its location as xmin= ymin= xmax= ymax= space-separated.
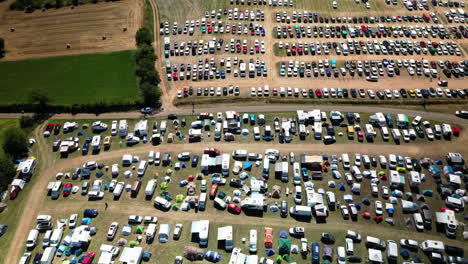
xmin=105 ymin=202 xmax=108 ymax=210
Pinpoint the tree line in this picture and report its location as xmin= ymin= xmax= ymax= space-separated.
xmin=135 ymin=27 xmax=161 ymax=107
xmin=9 ymin=0 xmax=120 ymax=12
xmin=0 ymin=38 xmax=4 ymax=58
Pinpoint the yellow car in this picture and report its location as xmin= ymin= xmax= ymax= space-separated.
xmin=408 ymin=90 xmax=416 ymax=98
xmin=103 ymin=136 xmax=112 ymax=148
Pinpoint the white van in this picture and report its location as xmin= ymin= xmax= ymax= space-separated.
xmin=148 ymin=151 xmax=155 ymax=164
xmin=26 ymin=229 xmax=39 ymax=249
xmin=387 ymin=240 xmax=398 ymax=261
xmin=381 ymin=126 xmax=389 ymax=141
xmin=111 ymin=164 xmax=119 ymax=177
xmin=326 ymin=191 xmax=336 ymax=210
xmin=342 ymin=153 xmax=350 ymax=170
xmin=294 ymin=186 xmax=302 ymax=204
xmin=146 ymin=223 xmax=157 ymax=243
xmin=137 ymin=161 xmax=148 ymax=177
xmin=253 ymin=127 xmax=261 ymax=141
xmin=249 ymin=229 xmax=257 ymax=253
xmin=145 ymin=179 xmax=157 ymax=196
xmin=113 ymin=182 xmax=124 ymax=198
xmin=155 ymin=152 xmax=161 ymax=165
xmin=40 ymin=247 xmax=56 ymax=264
xmin=351 ymin=166 xmax=362 ymax=181
xmin=214 ymin=197 xmax=227 ymax=209
xmin=49 ymin=228 xmax=64 ymax=247
xmin=199 ymin=193 xmax=207 ymax=211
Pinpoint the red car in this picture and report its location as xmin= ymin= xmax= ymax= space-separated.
xmin=63 ymin=183 xmax=72 ymax=196
xmin=9 ymin=186 xmax=21 ymax=199
xmin=357 ymin=131 xmax=364 ymax=142
xmin=228 ymin=203 xmax=241 ymax=214
xmin=44 ymin=123 xmax=54 ymax=136
xmin=315 ymin=89 xmax=323 ymax=98
xmin=82 ymin=252 xmax=95 ymax=264
xmin=209 ymin=184 xmax=218 ymax=200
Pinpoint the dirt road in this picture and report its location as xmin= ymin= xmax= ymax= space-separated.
xmin=1 ymin=105 xmax=466 ymax=124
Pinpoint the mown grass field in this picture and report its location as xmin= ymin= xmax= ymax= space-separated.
xmin=0 ymin=51 xmax=139 ymax=105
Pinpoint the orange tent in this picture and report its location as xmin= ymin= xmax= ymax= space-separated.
xmin=264 ymin=227 xmax=273 ymax=248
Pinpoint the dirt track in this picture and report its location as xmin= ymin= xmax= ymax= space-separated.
xmin=0 ymin=0 xmax=143 ymax=60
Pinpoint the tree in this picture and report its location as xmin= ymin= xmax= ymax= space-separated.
xmin=55 ymin=0 xmax=63 ymax=8
xmin=0 ymin=155 xmax=16 ymax=189
xmin=0 ymin=38 xmax=4 ymax=57
xmin=19 ymin=116 xmax=35 ymax=128
xmin=135 ymin=27 xmax=152 ymax=46
xmin=140 ymin=82 xmax=161 ymax=107
xmin=135 ymin=44 xmax=155 ymax=62
xmin=2 ymin=127 xmax=28 ymax=159
xmin=29 ymin=88 xmax=51 ymax=113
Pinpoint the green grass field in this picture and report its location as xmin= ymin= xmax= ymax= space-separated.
xmin=0 ymin=51 xmax=139 ymax=106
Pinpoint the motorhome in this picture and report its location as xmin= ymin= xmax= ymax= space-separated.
xmin=119 ymin=120 xmax=128 ymax=137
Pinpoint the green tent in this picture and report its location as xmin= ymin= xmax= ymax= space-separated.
xmin=129 ymin=241 xmax=140 ymax=247
xmin=278 ymin=238 xmax=291 ymax=262
xmin=176 ymin=194 xmax=185 ymax=202
xmin=172 ymin=204 xmax=180 ymax=211
xmin=361 ymin=197 xmax=371 ymax=206
xmin=160 ymin=182 xmax=169 ymax=190
xmin=136 ymin=225 xmax=144 ymax=234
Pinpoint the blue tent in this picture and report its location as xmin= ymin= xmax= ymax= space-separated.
xmin=265 ymin=248 xmax=276 ymax=256
xmin=81 ymin=218 xmax=91 ymax=225
xmin=422 ymin=189 xmax=433 ymax=197
xmin=354 ymin=203 xmax=361 ymax=210
xmin=243 ymin=161 xmax=252 ymax=171
xmin=239 ymin=172 xmax=249 ymax=180
xmin=181 ymin=162 xmax=187 ymax=168
xmin=279 ymin=230 xmax=288 ymax=238
xmin=400 ymin=248 xmax=410 ymax=259
xmin=204 ymin=250 xmax=222 ymax=263
xmin=77 ymin=131 xmax=84 ymax=136
xmin=142 ymin=252 xmax=152 ymax=261
xmin=338 ymin=182 xmax=346 ymax=191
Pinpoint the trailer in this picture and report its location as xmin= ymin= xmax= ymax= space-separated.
xmin=119 ymin=120 xmax=128 ymax=137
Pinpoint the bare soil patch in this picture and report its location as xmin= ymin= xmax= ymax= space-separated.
xmin=0 ymin=0 xmax=144 ymax=60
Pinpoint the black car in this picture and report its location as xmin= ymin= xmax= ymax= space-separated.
xmin=53 ymin=124 xmax=61 ymax=135
xmin=400 ymin=88 xmax=408 ymax=97
xmin=181 ymin=117 xmax=186 ymax=127
xmin=33 ymin=253 xmax=43 ymax=264
xmin=350 ymin=88 xmax=357 ymax=98
xmin=52 ymin=140 xmax=61 ymax=151
xmin=414 ymin=126 xmax=425 ymax=138
xmin=229 ymin=178 xmax=243 ymax=188
xmin=0 ymin=224 xmax=7 ymax=236
xmin=376 ymin=91 xmax=385 ymax=99
xmin=280 ymin=200 xmax=288 ymax=218
xmin=308 ymin=89 xmax=315 ymax=98
xmin=321 ymin=233 xmax=336 ymax=244
xmin=140 ymin=107 xmax=154 ymax=114
xmin=72 ymin=168 xmax=81 ymax=180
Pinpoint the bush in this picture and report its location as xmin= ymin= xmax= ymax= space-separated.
xmin=19 ymin=116 xmax=35 ymax=128
xmin=0 ymin=155 xmax=16 ymax=189
xmin=2 ymin=127 xmax=28 ymax=159
xmin=135 ymin=27 xmax=153 ymax=46
xmin=0 ymin=38 xmax=4 ymax=57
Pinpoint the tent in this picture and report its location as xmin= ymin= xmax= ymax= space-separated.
xmin=422 ymin=189 xmax=433 ymax=197
xmin=136 ymin=225 xmax=144 ymax=234
xmin=81 ymin=218 xmax=91 ymax=225
xmin=278 ymin=235 xmax=291 ymax=262
xmin=243 ymin=161 xmax=252 ymax=171
xmin=362 ymin=212 xmax=371 ymax=219
xmin=183 ymin=246 xmax=204 ymax=261
xmin=361 ymin=197 xmax=371 ymax=206
xmin=264 ymin=228 xmax=273 ymax=248
xmin=385 ymin=218 xmax=395 ymax=225
xmin=204 ymin=250 xmax=222 ymax=263
xmin=176 ymin=194 xmax=185 ymax=202
xmin=118 ymin=238 xmax=128 ymax=246
xmin=0 ymin=203 xmax=7 ymax=213
xmin=374 ymin=216 xmax=383 ymax=223
xmin=328 ymin=181 xmax=335 ymax=188
xmin=271 ymin=185 xmax=281 ymax=198
xmin=142 ymin=252 xmax=152 ymax=261
xmin=129 ymin=241 xmax=140 ymax=247
xmin=265 ymin=248 xmax=275 ymax=256
xmin=338 ymin=182 xmax=346 ymax=191
xmin=96 ymin=171 xmax=104 ymax=178
xmin=239 ymin=172 xmax=250 ymax=180
xmin=400 ymin=248 xmax=410 ymax=259
xmin=343 ymin=194 xmax=353 ymax=203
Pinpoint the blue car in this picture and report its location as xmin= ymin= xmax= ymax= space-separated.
xmin=311 ymin=242 xmax=320 ymax=264
xmin=82 ymin=142 xmax=89 ymax=155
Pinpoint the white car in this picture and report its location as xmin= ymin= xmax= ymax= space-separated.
xmin=381 ymin=186 xmax=389 ymax=199
xmin=301 ymin=238 xmax=308 ymax=256
xmin=340 ymin=205 xmax=350 ymax=219
xmin=354 ymin=153 xmax=361 ymax=167
xmin=375 ymin=201 xmax=383 ymax=215
xmin=177 ymin=90 xmax=182 ymax=98
xmin=128 ymin=215 xmax=143 ymax=224
xmin=69 ymin=214 xmax=78 ymax=229
xmin=173 ymin=224 xmax=183 ymax=239
xmin=371 ymin=183 xmax=379 ymax=197
xmin=345 ymin=238 xmax=354 ymax=255
xmin=425 ymin=128 xmax=434 ymax=140
xmin=400 ymin=239 xmax=419 ymax=250
xmin=393 ymin=90 xmax=400 ymax=98
xmin=107 ymin=222 xmax=119 ymax=240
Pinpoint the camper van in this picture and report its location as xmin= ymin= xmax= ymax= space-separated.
xmin=119 ymin=120 xmax=128 ymax=137
xmin=131 ymin=180 xmax=141 ymax=198
xmin=146 ymin=223 xmax=157 ymax=243
xmin=249 ymin=229 xmax=257 ymax=253
xmin=351 ymin=166 xmax=362 ymax=181
xmin=199 ymin=193 xmax=207 ymax=211
xmin=49 ymin=228 xmax=64 ymax=247
xmin=145 ymin=179 xmax=157 ymax=197
xmin=113 ymin=182 xmax=124 ymax=198
xmin=137 ymin=160 xmax=148 ymax=177
xmin=40 ymin=247 xmax=56 ymax=264
xmin=91 ymin=135 xmax=101 ymax=151
xmin=381 ymin=127 xmax=389 ymax=141
xmin=51 ymin=181 xmax=62 ymax=200
xmin=387 ymin=240 xmax=398 ymax=261
xmin=326 ymin=191 xmax=336 ymax=210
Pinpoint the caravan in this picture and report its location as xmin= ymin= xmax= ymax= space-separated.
xmin=119 ymin=120 xmax=128 ymax=137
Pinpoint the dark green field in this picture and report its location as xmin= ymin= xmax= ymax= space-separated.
xmin=0 ymin=50 xmax=139 ymax=105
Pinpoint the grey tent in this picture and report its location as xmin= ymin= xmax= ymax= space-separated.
xmin=117 ymin=238 xmax=128 ymax=246
xmin=184 ymin=246 xmax=204 ymax=261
